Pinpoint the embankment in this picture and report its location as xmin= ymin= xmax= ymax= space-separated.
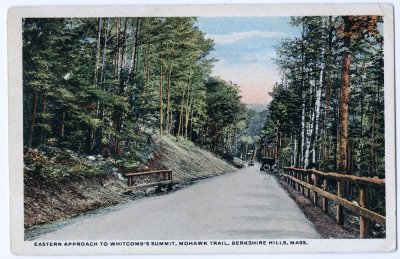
xmin=24 ymin=136 xmax=235 ymax=228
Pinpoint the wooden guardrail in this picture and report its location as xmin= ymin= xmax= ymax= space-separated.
xmin=283 ymin=167 xmax=385 ymax=238
xmin=124 ymin=169 xmax=172 ymax=189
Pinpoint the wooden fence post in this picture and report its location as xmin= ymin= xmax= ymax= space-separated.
xmin=290 ymin=171 xmax=294 ymax=187
xmin=293 ymin=171 xmax=297 ymax=188
xmin=322 ymin=178 xmax=328 ymax=212
xmin=359 ymin=185 xmax=370 ymax=238
xmin=313 ymin=173 xmax=318 ymax=205
xmin=286 ymin=169 xmax=289 ymax=183
xmin=280 ymin=167 xmax=385 ymax=234
xmin=297 ymin=172 xmax=301 ymax=192
xmin=284 ymin=168 xmax=287 ymax=183
xmin=292 ymin=171 xmax=295 ymax=187
xmin=336 ymin=180 xmax=345 ymax=225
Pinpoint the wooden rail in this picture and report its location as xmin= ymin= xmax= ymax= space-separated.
xmin=124 ymin=169 xmax=172 ymax=188
xmin=283 ymin=167 xmax=385 ymax=238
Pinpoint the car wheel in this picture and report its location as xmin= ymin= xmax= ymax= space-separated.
xmin=262 ymin=164 xmax=270 ymax=171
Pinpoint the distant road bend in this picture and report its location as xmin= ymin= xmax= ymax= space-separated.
xmin=35 ymin=165 xmax=320 ymax=240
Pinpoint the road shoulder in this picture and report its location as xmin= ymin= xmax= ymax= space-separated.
xmin=277 ymin=177 xmax=356 ymax=239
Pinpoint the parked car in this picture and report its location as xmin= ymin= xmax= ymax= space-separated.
xmin=248 ymin=160 xmax=254 ymax=166
xmin=260 ymin=157 xmax=277 ymax=172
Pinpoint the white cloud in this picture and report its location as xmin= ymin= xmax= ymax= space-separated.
xmin=240 ymin=51 xmax=277 ymax=63
xmin=208 ymin=30 xmax=286 ymax=44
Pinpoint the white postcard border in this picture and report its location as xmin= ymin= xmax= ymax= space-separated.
xmin=8 ymin=4 xmax=396 ymax=255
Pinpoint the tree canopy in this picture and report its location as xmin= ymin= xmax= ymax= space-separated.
xmin=23 ymin=17 xmax=250 ymax=164
xmin=261 ymin=16 xmax=384 ymax=177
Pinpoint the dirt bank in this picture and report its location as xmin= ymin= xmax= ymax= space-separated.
xmin=24 ymin=172 xmax=128 ymax=228
xmin=24 ymin=135 xmax=235 ymax=229
xmin=150 ymin=136 xmax=235 ymax=183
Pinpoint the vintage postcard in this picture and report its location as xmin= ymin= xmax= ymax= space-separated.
xmin=8 ymin=4 xmax=395 ymax=255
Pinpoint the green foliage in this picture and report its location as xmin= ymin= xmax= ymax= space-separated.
xmin=176 ymin=136 xmax=195 ymax=146
xmin=24 ymin=147 xmax=107 ymax=178
xmin=262 ymin=16 xmax=384 ymax=178
xmin=22 ymin=16 xmax=248 ymax=178
xmin=199 ymin=77 xmax=247 ymax=156
xmin=206 ymin=77 xmax=244 ymax=126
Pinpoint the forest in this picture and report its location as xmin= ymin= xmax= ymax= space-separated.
xmin=260 ymin=16 xmax=384 ymax=178
xmin=23 ymin=16 xmax=385 ymax=179
xmin=23 ymin=17 xmax=253 ymax=170
xmin=22 ymin=16 xmax=387 ymax=235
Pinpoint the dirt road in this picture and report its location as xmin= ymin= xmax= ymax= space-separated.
xmin=34 ymin=165 xmax=320 ymax=240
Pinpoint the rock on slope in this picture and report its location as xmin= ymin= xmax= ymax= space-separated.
xmin=24 ymin=136 xmax=235 ymax=228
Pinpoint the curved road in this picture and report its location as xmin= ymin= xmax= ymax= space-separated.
xmin=35 ymin=165 xmax=320 ymax=240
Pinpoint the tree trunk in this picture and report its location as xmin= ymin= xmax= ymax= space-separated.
xmin=125 ymin=17 xmax=140 ymax=84
xmin=185 ymin=97 xmax=192 ymax=140
xmin=118 ymin=18 xmax=128 ymax=87
xmin=183 ymin=70 xmax=192 ymax=139
xmin=169 ymin=109 xmax=173 ymax=134
xmin=100 ymin=18 xmax=110 ymax=82
xmin=189 ymin=109 xmax=194 ymax=141
xmin=28 ymin=90 xmax=39 ymax=148
xmin=244 ymin=142 xmax=248 ymax=161
xmin=90 ymin=18 xmax=103 ymax=151
xmin=112 ymin=18 xmax=123 ymax=155
xmin=97 ymin=18 xmax=110 ymax=152
xmin=114 ymin=18 xmax=121 ymax=83
xmin=145 ymin=45 xmax=152 ymax=100
xmin=159 ymin=47 xmax=164 ymax=135
xmin=300 ymin=97 xmax=306 ymax=167
xmin=336 ymin=16 xmax=352 ymax=225
xmin=337 ymin=18 xmax=352 ymax=173
xmin=61 ymin=111 xmax=65 ymax=138
xmin=40 ymin=94 xmax=46 ymax=142
xmin=275 ymin=123 xmax=281 ymax=167
xmin=292 ymin=137 xmax=297 ymax=166
xmin=165 ymin=62 xmax=173 ymax=133
xmin=252 ymin=143 xmax=259 ymax=161
xmin=93 ymin=18 xmax=102 ymax=87
xmin=310 ymin=64 xmax=324 ymax=165
xmin=322 ymin=16 xmax=333 ymax=169
xmin=177 ymin=89 xmax=185 ymax=137
xmin=304 ymin=114 xmax=312 ymax=168
xmin=296 ymin=132 xmax=302 ymax=167
xmin=114 ymin=113 xmax=123 ymax=155
xmin=299 ymin=23 xmax=306 ymax=168
xmin=130 ymin=18 xmax=141 ymax=82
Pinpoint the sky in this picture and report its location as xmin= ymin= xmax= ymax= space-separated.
xmin=196 ymin=17 xmax=299 ymax=104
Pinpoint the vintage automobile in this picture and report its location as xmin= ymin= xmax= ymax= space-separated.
xmin=248 ymin=160 xmax=254 ymax=166
xmin=260 ymin=157 xmax=277 ymax=172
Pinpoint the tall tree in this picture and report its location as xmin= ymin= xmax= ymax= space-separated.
xmin=336 ymin=16 xmax=382 ymax=174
